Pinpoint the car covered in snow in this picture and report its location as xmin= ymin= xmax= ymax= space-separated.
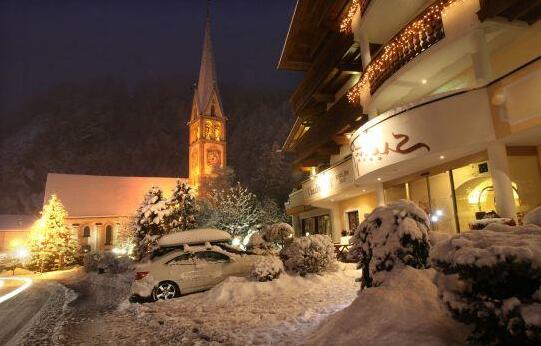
xmin=132 ymin=229 xmax=261 ymax=301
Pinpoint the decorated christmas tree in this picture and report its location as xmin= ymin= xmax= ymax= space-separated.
xmin=133 ymin=186 xmax=167 ymax=259
xmin=165 ymin=180 xmax=197 ymax=232
xmin=27 ymin=194 xmax=78 ymax=272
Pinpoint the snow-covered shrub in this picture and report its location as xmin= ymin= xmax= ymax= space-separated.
xmin=250 ymin=256 xmax=283 ymax=282
xmin=349 ymin=200 xmax=431 ymax=289
xmin=524 ymin=206 xmax=541 ymax=227
xmin=247 ymin=222 xmax=294 ymax=255
xmin=470 ymin=217 xmax=515 ymax=230
xmin=431 ymin=224 xmax=541 ymax=345
xmin=280 ymin=234 xmax=335 ymax=275
xmin=0 ymin=255 xmax=21 ymax=275
xmin=83 ymin=252 xmax=134 ymax=274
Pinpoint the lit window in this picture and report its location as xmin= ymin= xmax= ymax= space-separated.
xmin=105 ymin=225 xmax=113 ymax=245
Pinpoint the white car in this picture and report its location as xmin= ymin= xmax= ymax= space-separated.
xmin=132 ymin=229 xmax=260 ymax=301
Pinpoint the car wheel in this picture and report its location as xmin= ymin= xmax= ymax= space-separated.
xmin=152 ymin=281 xmax=179 ymax=301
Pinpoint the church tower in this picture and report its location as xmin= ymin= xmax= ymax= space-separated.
xmin=188 ymin=10 xmax=227 ymax=187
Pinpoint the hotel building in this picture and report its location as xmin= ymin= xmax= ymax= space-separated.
xmin=279 ymin=0 xmax=541 ymax=241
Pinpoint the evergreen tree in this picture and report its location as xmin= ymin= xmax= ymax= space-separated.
xmin=165 ymin=180 xmax=197 ymax=232
xmin=27 ymin=194 xmax=78 ymax=272
xmin=133 ymin=186 xmax=167 ymax=259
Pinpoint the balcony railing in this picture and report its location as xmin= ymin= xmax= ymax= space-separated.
xmin=340 ymin=0 xmax=372 ymax=33
xmin=347 ymin=0 xmax=459 ymax=104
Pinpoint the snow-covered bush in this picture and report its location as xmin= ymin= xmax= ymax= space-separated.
xmin=247 ymin=222 xmax=294 ymax=254
xmin=280 ymin=234 xmax=335 ymax=275
xmin=349 ymin=200 xmax=431 ymax=289
xmin=524 ymin=206 xmax=541 ymax=227
xmin=0 ymin=255 xmax=21 ymax=275
xmin=250 ymin=256 xmax=283 ymax=282
xmin=83 ymin=252 xmax=134 ymax=274
xmin=431 ymin=224 xmax=541 ymax=345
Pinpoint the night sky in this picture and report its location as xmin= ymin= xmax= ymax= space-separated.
xmin=0 ymin=0 xmax=300 ymax=118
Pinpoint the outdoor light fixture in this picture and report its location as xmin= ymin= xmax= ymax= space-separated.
xmin=431 ymin=215 xmax=439 ymax=223
xmin=436 ymin=209 xmax=444 ymax=216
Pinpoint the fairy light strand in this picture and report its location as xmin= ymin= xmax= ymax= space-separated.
xmin=345 ymin=0 xmax=461 ymax=104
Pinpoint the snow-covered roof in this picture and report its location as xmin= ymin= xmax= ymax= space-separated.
xmin=44 ymin=173 xmax=185 ymax=218
xmin=0 ymin=214 xmax=36 ymax=231
xmin=158 ymin=228 xmax=231 ymax=247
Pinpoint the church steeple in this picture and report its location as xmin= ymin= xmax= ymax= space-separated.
xmin=188 ymin=4 xmax=227 ymax=187
xmin=195 ymin=10 xmax=219 ymax=114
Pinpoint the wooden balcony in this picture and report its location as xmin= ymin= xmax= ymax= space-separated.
xmin=477 ymin=0 xmax=541 ymax=25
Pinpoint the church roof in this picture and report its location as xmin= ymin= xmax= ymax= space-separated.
xmin=44 ymin=173 xmax=185 ymax=218
xmin=195 ymin=11 xmax=221 ymax=113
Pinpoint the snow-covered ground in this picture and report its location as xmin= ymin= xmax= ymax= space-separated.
xmin=307 ymin=267 xmax=471 ymax=346
xmin=58 ymin=263 xmax=360 ymax=345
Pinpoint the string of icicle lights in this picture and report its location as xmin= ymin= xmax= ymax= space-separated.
xmin=344 ymin=0 xmax=463 ymax=104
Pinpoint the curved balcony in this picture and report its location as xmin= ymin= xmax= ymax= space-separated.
xmin=346 ymin=0 xmax=541 ymax=114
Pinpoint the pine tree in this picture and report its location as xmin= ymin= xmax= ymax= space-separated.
xmin=27 ymin=194 xmax=78 ymax=272
xmin=133 ymin=186 xmax=167 ymax=259
xmin=165 ymin=180 xmax=197 ymax=232
xmin=206 ymin=183 xmax=262 ymax=241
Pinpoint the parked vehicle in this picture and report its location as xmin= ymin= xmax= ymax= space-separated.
xmin=132 ymin=229 xmax=260 ymax=301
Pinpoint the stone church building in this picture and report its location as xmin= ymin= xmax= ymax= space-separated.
xmin=42 ymin=13 xmax=227 ymax=253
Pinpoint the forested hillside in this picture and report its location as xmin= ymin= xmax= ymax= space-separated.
xmin=0 ymin=78 xmax=296 ymax=214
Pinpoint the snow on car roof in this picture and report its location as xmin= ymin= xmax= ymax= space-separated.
xmin=158 ymin=228 xmax=231 ymax=247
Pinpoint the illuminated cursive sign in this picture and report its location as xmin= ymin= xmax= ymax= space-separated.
xmin=352 ymin=132 xmax=430 ymax=162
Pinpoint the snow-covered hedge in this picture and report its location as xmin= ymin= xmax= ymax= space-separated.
xmin=431 ymin=224 xmax=541 ymax=345
xmin=83 ymin=252 xmax=134 ymax=274
xmin=280 ymin=234 xmax=335 ymax=275
xmin=349 ymin=200 xmax=431 ymax=288
xmin=250 ymin=256 xmax=284 ymax=282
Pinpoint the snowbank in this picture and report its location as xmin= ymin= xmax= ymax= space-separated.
xmin=157 ymin=228 xmax=231 ymax=247
xmin=85 ymin=264 xmax=360 ymax=344
xmin=524 ymin=206 xmax=541 ymax=227
xmin=307 ymin=267 xmax=470 ymax=346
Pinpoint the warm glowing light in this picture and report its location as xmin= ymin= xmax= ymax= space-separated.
xmin=232 ymin=237 xmax=241 ymax=247
xmin=340 ymin=0 xmax=360 ymax=33
xmin=305 ymin=232 xmax=310 ymax=236
xmin=431 ymin=215 xmax=439 ymax=223
xmin=421 ymin=79 xmax=427 ymax=84
xmin=377 ymin=177 xmax=382 ymax=181
xmin=440 ymin=155 xmax=445 ymax=159
xmin=467 ymin=180 xmax=520 ymax=205
xmin=436 ymin=209 xmax=444 ymax=217
xmin=14 ymin=247 xmax=29 ymax=260
xmin=0 ymin=277 xmax=33 ymax=304
xmin=346 ymin=0 xmax=460 ymax=104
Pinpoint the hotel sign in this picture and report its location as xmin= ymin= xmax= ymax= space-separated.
xmin=302 ymin=160 xmax=354 ymax=202
xmin=351 ymin=89 xmax=495 ymax=181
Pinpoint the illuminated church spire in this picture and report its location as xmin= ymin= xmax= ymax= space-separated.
xmin=195 ymin=4 xmax=220 ymax=114
xmin=188 ymin=2 xmax=227 ymax=186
